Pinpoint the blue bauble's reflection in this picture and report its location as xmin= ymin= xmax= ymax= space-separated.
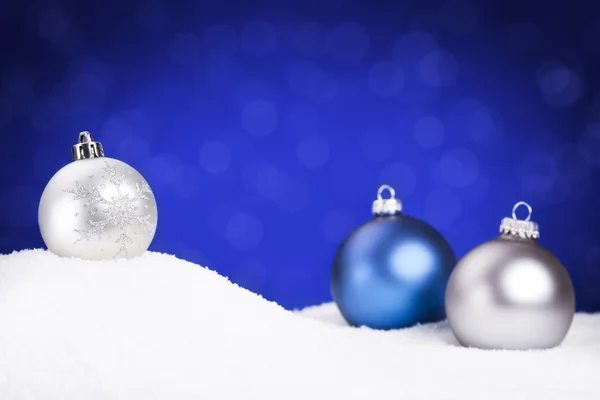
xmin=331 ymin=215 xmax=456 ymax=330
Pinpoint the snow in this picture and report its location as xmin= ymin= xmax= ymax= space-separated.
xmin=0 ymin=250 xmax=599 ymax=400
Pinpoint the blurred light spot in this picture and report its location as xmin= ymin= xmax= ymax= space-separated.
xmin=537 ymin=62 xmax=582 ymax=109
xmin=0 ymin=186 xmax=39 ymax=229
xmin=462 ymin=171 xmax=489 ymax=200
xmin=202 ymin=24 xmax=237 ymax=58
xmin=254 ymin=165 xmax=309 ymax=213
xmin=297 ymin=136 xmax=330 ymax=169
xmin=291 ymin=23 xmax=330 ymax=57
xmin=329 ymin=157 xmax=372 ymax=197
xmin=424 ymin=188 xmax=462 ymax=229
xmin=447 ymin=98 xmax=503 ymax=144
xmin=438 ymin=147 xmax=479 ymax=188
xmin=37 ymin=8 xmax=70 ymax=44
xmin=277 ymin=179 xmax=310 ymax=213
xmin=439 ymin=0 xmax=478 ymax=36
xmin=360 ymin=128 xmax=395 ymax=161
xmin=517 ymin=151 xmax=559 ymax=199
xmin=507 ymin=18 xmax=540 ymax=50
xmin=240 ymin=20 xmax=277 ymax=56
xmin=328 ymin=22 xmax=370 ymax=64
xmin=117 ymin=136 xmax=151 ymax=163
xmin=235 ymin=78 xmax=276 ymax=106
xmin=392 ymin=31 xmax=437 ymax=62
xmin=378 ymin=163 xmax=417 ymax=198
xmin=169 ymin=33 xmax=200 ymax=65
xmin=288 ymin=61 xmax=338 ymax=103
xmin=322 ymin=209 xmax=357 ymax=243
xmin=241 ymin=98 xmax=278 ymax=137
xmin=413 ymin=115 xmax=445 ymax=149
xmin=144 ymin=154 xmax=185 ymax=188
xmin=579 ymin=123 xmax=600 ymax=168
xmin=232 ymin=258 xmax=267 ymax=293
xmin=255 ymin=165 xmax=285 ymax=201
xmin=226 ymin=213 xmax=264 ymax=251
xmin=367 ymin=61 xmax=404 ymax=97
xmin=283 ymin=103 xmax=320 ymax=136
xmin=135 ymin=1 xmax=165 ymax=31
xmin=199 ymin=141 xmax=232 ymax=174
xmin=419 ymin=50 xmax=459 ymax=87
xmin=582 ymin=20 xmax=600 ymax=57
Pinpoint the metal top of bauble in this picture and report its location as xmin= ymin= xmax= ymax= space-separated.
xmin=72 ymin=131 xmax=105 ymax=161
xmin=372 ymin=185 xmax=402 ymax=216
xmin=499 ymin=201 xmax=540 ymax=239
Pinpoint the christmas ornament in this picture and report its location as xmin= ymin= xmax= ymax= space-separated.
xmin=330 ymin=185 xmax=456 ymax=330
xmin=445 ymin=201 xmax=575 ymax=350
xmin=38 ymin=132 xmax=158 ymax=260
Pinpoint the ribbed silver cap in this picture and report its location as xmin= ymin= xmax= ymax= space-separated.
xmin=499 ymin=201 xmax=540 ymax=239
xmin=372 ymin=185 xmax=402 ymax=216
xmin=72 ymin=131 xmax=104 ymax=161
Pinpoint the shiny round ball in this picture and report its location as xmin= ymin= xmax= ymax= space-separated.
xmin=39 ymin=157 xmax=158 ymax=260
xmin=445 ymin=236 xmax=575 ymax=350
xmin=331 ymin=215 xmax=456 ymax=330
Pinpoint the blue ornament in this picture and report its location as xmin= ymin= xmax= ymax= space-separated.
xmin=331 ymin=185 xmax=456 ymax=330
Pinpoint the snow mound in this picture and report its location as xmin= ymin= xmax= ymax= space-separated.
xmin=0 ymin=250 xmax=599 ymax=400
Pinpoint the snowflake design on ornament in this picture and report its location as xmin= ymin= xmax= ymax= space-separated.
xmin=65 ymin=161 xmax=155 ymax=257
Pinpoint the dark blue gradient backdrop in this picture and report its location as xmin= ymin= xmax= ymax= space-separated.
xmin=0 ymin=0 xmax=599 ymax=310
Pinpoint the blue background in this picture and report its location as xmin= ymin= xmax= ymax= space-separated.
xmin=0 ymin=0 xmax=599 ymax=311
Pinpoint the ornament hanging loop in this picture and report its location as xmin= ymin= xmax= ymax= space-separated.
xmin=512 ymin=201 xmax=532 ymax=222
xmin=373 ymin=184 xmax=402 ymax=216
xmin=377 ymin=184 xmax=395 ymax=200
xmin=72 ymin=131 xmax=105 ymax=161
xmin=500 ymin=201 xmax=539 ymax=239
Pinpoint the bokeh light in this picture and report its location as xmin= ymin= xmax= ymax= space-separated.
xmin=241 ymin=98 xmax=278 ymax=136
xmin=537 ymin=62 xmax=583 ymax=109
xmin=413 ymin=115 xmax=445 ymax=149
xmin=297 ymin=136 xmax=330 ymax=169
xmin=2 ymin=0 xmax=600 ymax=311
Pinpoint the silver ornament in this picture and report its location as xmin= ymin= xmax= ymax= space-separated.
xmin=445 ymin=202 xmax=575 ymax=350
xmin=38 ymin=132 xmax=158 ymax=260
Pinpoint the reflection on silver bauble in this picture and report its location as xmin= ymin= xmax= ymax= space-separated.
xmin=39 ymin=157 xmax=158 ymax=260
xmin=445 ymin=235 xmax=575 ymax=350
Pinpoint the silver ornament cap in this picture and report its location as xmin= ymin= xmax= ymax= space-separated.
xmin=499 ymin=201 xmax=539 ymax=239
xmin=72 ymin=131 xmax=105 ymax=161
xmin=372 ymin=184 xmax=402 ymax=216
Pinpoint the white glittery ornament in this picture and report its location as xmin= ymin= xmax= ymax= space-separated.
xmin=38 ymin=132 xmax=158 ymax=260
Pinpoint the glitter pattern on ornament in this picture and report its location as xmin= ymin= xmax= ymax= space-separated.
xmin=65 ymin=161 xmax=156 ymax=257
